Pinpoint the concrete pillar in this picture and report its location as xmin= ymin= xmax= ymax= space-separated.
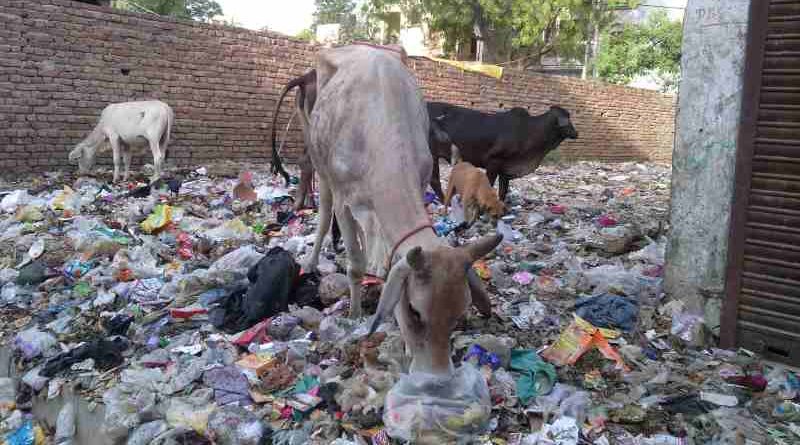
xmin=665 ymin=0 xmax=751 ymax=338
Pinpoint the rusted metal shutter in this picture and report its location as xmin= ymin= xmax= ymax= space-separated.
xmin=722 ymin=0 xmax=800 ymax=364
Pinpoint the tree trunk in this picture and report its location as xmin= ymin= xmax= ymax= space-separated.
xmin=591 ymin=20 xmax=600 ymax=78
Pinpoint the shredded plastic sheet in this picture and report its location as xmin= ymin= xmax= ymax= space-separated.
xmin=426 ymin=57 xmax=504 ymax=79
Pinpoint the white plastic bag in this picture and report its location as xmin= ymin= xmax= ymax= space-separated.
xmin=497 ymin=221 xmax=523 ymax=243
xmin=629 ymin=238 xmax=666 ymax=265
xmin=383 ymin=364 xmax=491 ymax=443
xmin=1 ymin=190 xmax=30 ymax=213
xmin=14 ymin=328 xmax=57 ymax=360
xmin=209 ymin=245 xmax=263 ymax=273
xmin=55 ymin=403 xmax=76 ymax=443
xmin=448 ymin=195 xmax=465 ymax=225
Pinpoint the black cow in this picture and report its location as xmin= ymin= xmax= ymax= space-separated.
xmin=428 ymin=103 xmax=578 ymax=201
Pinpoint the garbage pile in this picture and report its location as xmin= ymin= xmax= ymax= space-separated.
xmin=0 ymin=162 xmax=798 ymax=445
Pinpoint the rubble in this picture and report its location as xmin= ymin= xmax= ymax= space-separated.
xmin=0 ymin=161 xmax=796 ymax=444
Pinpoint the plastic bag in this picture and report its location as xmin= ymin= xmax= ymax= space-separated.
xmin=497 ymin=220 xmax=522 ymax=243
xmin=127 ymin=420 xmax=169 ymax=445
xmin=165 ymin=390 xmax=216 ymax=434
xmin=583 ymin=264 xmax=638 ymax=296
xmin=22 ymin=367 xmax=49 ymax=392
xmin=669 ymin=302 xmax=704 ymax=343
xmin=2 ymin=283 xmax=18 ymax=306
xmin=204 ymin=219 xmax=253 ymax=243
xmin=319 ymin=316 xmax=359 ymax=342
xmin=207 ymin=405 xmax=269 ymax=445
xmin=140 ymin=204 xmax=173 ymax=234
xmin=448 ymin=195 xmax=465 ymax=224
xmin=510 ymin=350 xmax=556 ymax=405
xmin=14 ymin=328 xmax=57 ymax=360
xmin=383 ymin=364 xmax=491 ymax=442
xmin=0 ymin=377 xmax=15 ymax=413
xmin=559 ymin=391 xmax=591 ymax=425
xmin=4 ymin=419 xmax=45 ymax=445
xmin=512 ymin=299 xmax=547 ymax=330
xmin=128 ymin=278 xmax=167 ymax=305
xmin=209 ymin=245 xmax=263 ymax=274
xmin=102 ymin=386 xmax=157 ymax=440
xmin=1 ymin=190 xmax=30 ymax=213
xmin=120 ymin=368 xmax=167 ymax=392
xmin=629 ymin=238 xmax=666 ymax=266
xmin=541 ymin=315 xmax=628 ymax=371
xmin=0 ymin=268 xmax=20 ymax=285
xmin=15 ymin=205 xmax=44 ymax=222
xmin=55 ymin=403 xmax=76 ymax=443
xmin=530 ymin=416 xmax=580 ymax=445
xmin=51 ymin=186 xmax=82 ymax=215
xmin=126 ymin=246 xmax=162 ymax=279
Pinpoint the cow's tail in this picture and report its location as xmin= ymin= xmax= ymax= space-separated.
xmin=271 ymin=75 xmax=307 ymax=186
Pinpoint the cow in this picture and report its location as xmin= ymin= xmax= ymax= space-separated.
xmin=68 ymin=100 xmax=174 ymax=183
xmin=428 ymin=102 xmax=578 ymax=201
xmin=303 ymin=44 xmax=502 ymax=375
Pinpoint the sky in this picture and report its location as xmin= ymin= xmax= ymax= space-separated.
xmin=215 ymin=0 xmax=316 ymax=36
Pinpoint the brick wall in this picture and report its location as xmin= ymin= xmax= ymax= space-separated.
xmin=0 ymin=0 xmax=675 ymax=174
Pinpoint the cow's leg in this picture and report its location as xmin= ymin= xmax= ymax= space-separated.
xmin=486 ymin=168 xmax=499 ymax=187
xmin=336 ymin=206 xmax=366 ymax=319
xmin=430 ymin=158 xmax=446 ymax=202
xmin=109 ymin=136 xmax=122 ymax=184
xmin=294 ymin=155 xmax=313 ymax=211
xmin=121 ymin=142 xmax=132 ymax=182
xmin=450 ymin=144 xmax=462 ymax=164
xmin=148 ymin=137 xmax=163 ymax=182
xmin=307 ymin=180 xmax=332 ymax=271
xmin=331 ymin=214 xmax=342 ymax=251
xmin=499 ymin=175 xmax=510 ymax=202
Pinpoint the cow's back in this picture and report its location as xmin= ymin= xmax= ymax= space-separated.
xmin=309 ymin=46 xmax=430 ymax=195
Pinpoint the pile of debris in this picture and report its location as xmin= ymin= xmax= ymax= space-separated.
xmin=0 ymin=161 xmax=797 ymax=445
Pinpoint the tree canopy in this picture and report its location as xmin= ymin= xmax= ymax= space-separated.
xmin=596 ymin=10 xmax=683 ymax=91
xmin=313 ymin=0 xmax=375 ymax=43
xmin=365 ymin=0 xmax=638 ymax=67
xmin=115 ymin=0 xmax=222 ymax=22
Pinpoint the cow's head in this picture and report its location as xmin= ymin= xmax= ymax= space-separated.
xmin=550 ymin=106 xmax=578 ymax=140
xmin=68 ymin=141 xmax=98 ymax=174
xmin=370 ymin=234 xmax=502 ymax=375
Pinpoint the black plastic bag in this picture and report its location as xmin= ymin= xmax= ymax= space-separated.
xmin=211 ymin=247 xmax=300 ymax=333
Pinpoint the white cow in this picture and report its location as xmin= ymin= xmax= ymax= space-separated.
xmin=304 ymin=45 xmax=502 ymax=375
xmin=68 ymin=100 xmax=174 ymax=182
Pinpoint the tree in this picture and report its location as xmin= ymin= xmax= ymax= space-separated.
xmin=596 ymin=10 xmax=682 ymax=91
xmin=185 ymin=0 xmax=222 ymax=22
xmin=296 ymin=28 xmax=315 ymax=41
xmin=313 ymin=0 xmax=376 ymax=43
xmin=114 ymin=0 xmax=222 ymax=22
xmin=366 ymin=0 xmax=637 ymax=67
